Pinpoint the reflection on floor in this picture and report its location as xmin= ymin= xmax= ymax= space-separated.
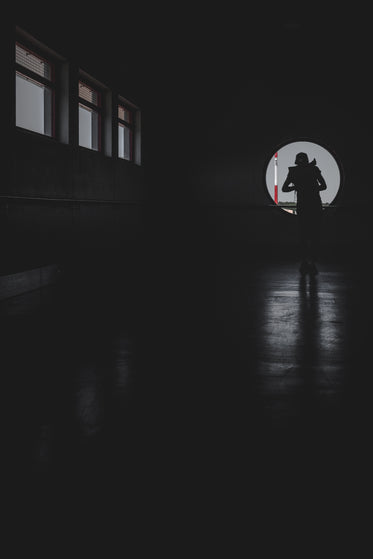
xmin=2 ymin=246 xmax=371 ymax=548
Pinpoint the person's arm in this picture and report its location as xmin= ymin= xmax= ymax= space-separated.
xmin=282 ymin=173 xmax=295 ymax=192
xmin=317 ymin=172 xmax=327 ymax=191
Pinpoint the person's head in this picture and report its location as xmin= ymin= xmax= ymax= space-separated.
xmin=295 ymin=152 xmax=309 ymax=166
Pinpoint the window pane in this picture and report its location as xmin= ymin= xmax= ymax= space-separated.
xmin=79 ymin=81 xmax=99 ymax=106
xmin=16 ymin=43 xmax=52 ymax=80
xmin=16 ymin=72 xmax=52 ymax=136
xmin=79 ymin=105 xmax=92 ymax=149
xmin=79 ymin=104 xmax=99 ymax=150
xmin=118 ymin=124 xmax=131 ymax=160
xmin=118 ymin=105 xmax=132 ymax=124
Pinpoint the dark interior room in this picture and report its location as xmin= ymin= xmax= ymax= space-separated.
xmin=3 ymin=5 xmax=372 ymax=554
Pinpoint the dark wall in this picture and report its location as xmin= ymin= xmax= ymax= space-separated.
xmin=3 ymin=18 xmax=149 ymax=273
xmin=163 ymin=11 xmax=372 ymax=259
xmin=3 ymin=128 xmax=148 ymax=272
xmin=12 ymin=130 xmax=145 ymax=201
xmin=4 ymin=10 xmax=372 ymax=273
xmin=181 ymin=84 xmax=371 ymax=255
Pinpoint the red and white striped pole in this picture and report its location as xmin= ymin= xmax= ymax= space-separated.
xmin=274 ymin=152 xmax=278 ymax=204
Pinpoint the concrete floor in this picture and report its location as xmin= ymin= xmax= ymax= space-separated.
xmin=3 ymin=243 xmax=371 ymax=552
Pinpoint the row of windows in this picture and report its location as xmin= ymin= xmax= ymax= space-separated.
xmin=15 ymin=36 xmax=141 ymax=164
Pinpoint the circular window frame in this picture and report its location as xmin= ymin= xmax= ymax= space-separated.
xmin=263 ymin=138 xmax=344 ymax=215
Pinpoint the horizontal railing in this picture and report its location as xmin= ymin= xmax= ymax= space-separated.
xmin=0 ymin=195 xmax=348 ymax=211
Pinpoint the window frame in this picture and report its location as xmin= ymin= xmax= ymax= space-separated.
xmin=263 ymin=138 xmax=343 ymax=215
xmin=15 ymin=28 xmax=142 ymax=164
xmin=117 ymin=100 xmax=134 ymax=161
xmin=15 ymin=41 xmax=56 ymax=138
xmin=78 ymin=77 xmax=102 ymax=152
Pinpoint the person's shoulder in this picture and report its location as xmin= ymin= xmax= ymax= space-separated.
xmin=309 ymin=159 xmax=321 ymax=172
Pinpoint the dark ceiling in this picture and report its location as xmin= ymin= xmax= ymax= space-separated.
xmin=12 ymin=5 xmax=371 ymax=116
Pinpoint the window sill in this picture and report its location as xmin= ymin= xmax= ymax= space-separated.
xmin=15 ymin=126 xmax=57 ymax=143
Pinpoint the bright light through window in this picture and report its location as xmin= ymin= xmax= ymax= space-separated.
xmin=15 ymin=43 xmax=54 ymax=137
xmin=78 ymin=80 xmax=100 ymax=151
xmin=265 ymin=141 xmax=341 ymax=214
xmin=117 ymin=102 xmax=133 ymax=161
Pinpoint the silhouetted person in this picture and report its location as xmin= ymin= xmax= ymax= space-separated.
xmin=282 ymin=152 xmax=327 ymax=274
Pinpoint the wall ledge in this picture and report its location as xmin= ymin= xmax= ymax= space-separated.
xmin=0 ymin=264 xmax=60 ymax=301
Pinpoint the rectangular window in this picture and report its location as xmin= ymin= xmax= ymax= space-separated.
xmin=117 ymin=102 xmax=134 ymax=161
xmin=78 ymin=80 xmax=101 ymax=151
xmin=15 ymin=43 xmax=55 ymax=137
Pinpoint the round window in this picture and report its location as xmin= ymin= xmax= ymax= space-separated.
xmin=265 ymin=141 xmax=342 ymax=214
